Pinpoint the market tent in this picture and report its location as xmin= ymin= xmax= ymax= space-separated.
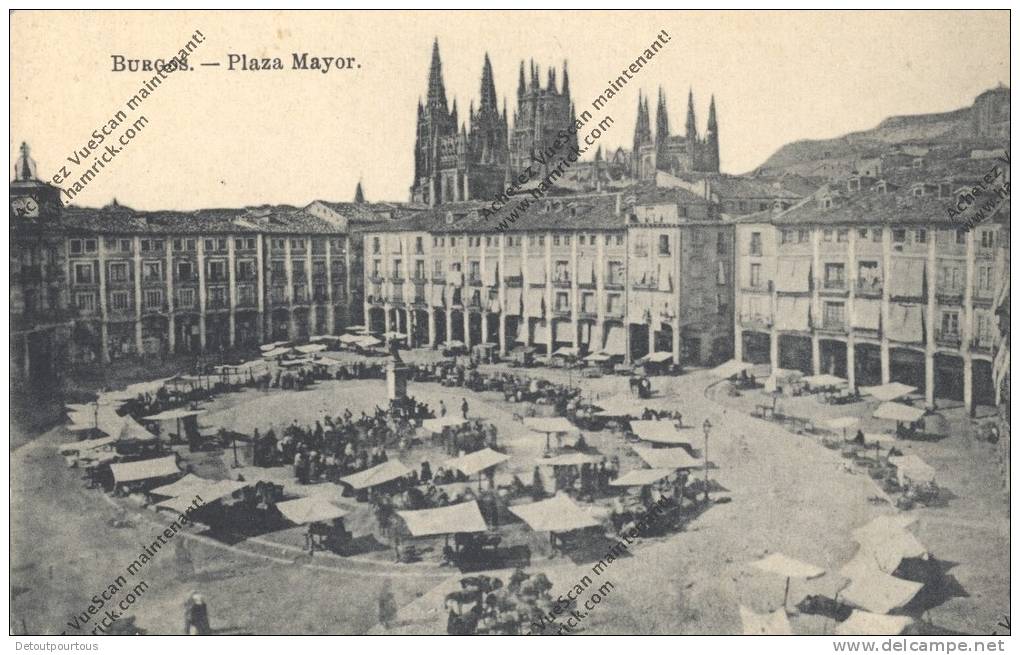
xmin=739 ymin=607 xmax=794 ymax=636
xmin=119 ymin=417 xmax=158 ymax=442
xmin=421 ymin=416 xmax=468 ymax=433
xmin=552 ymin=347 xmax=579 ymax=358
xmin=541 ymin=453 xmax=601 ymax=466
xmin=110 ymin=455 xmax=180 ymax=484
xmin=384 ymin=331 xmax=408 ymax=340
xmin=58 ymin=435 xmax=118 ymax=455
xmin=338 ymin=334 xmax=362 ymax=344
xmin=276 ymin=497 xmax=349 ymax=525
xmin=709 ymin=359 xmax=754 ymax=379
xmin=825 ymin=416 xmax=859 ymax=431
xmin=860 ymin=382 xmax=917 ymax=402
xmin=295 ymin=343 xmax=327 ymax=354
xmin=150 ymin=473 xmax=211 ymax=498
xmin=143 ymin=408 xmax=207 ymax=421
xmin=260 ymin=341 xmax=290 ymax=352
xmin=509 ymin=494 xmax=601 ymax=532
xmin=802 ymin=374 xmax=847 ymax=389
xmin=593 ymin=395 xmax=643 ymax=418
xmin=835 ymin=610 xmax=913 ymax=636
xmin=155 ymin=479 xmax=247 ymax=512
xmin=864 ymin=432 xmax=900 ymax=447
xmin=873 ymin=402 xmax=925 ymax=423
xmin=639 ymin=351 xmax=674 ymax=364
xmin=443 ymin=448 xmax=510 ymax=477
xmin=840 ymin=569 xmax=923 ymax=614
xmin=889 ymin=455 xmax=937 ymax=486
xmin=443 ymin=339 xmax=466 ymax=349
xmin=155 ymin=495 xmax=209 ymax=515
xmin=398 ymin=501 xmax=488 ymax=537
xmin=752 ymin=552 xmax=826 ymax=579
xmin=355 ymin=335 xmax=383 ymax=348
xmin=523 ymin=417 xmax=577 ymax=434
xmin=262 ymin=346 xmax=296 ymax=359
xmin=346 ymin=325 xmax=369 ymax=333
xmin=609 ymin=469 xmax=674 ymax=487
xmin=308 ymin=335 xmax=339 ymax=343
xmin=632 ymin=446 xmax=703 ymax=470
xmin=852 ymin=529 xmax=928 ymax=574
xmin=339 ymin=459 xmax=411 ymax=490
xmin=279 ymin=358 xmax=314 ymax=367
xmin=851 ymin=515 xmax=918 ymax=544
xmin=630 ymin=420 xmax=690 ymax=446
xmin=584 ymin=351 xmax=612 ymax=363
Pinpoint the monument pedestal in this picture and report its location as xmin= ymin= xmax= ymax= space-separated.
xmin=387 ymin=360 xmax=411 ymax=401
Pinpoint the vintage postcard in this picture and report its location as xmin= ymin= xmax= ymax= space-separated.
xmin=8 ymin=8 xmax=1011 ymax=643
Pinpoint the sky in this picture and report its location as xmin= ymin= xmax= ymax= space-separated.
xmin=9 ymin=10 xmax=1010 ymax=210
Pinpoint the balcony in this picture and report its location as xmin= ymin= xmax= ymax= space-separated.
xmin=818 ymin=319 xmax=847 ymax=334
xmin=855 ymin=280 xmax=883 ymax=297
xmin=821 ymin=279 xmax=846 ymax=292
xmin=935 ymin=330 xmax=962 ymax=348
xmin=578 ymin=308 xmax=597 ymax=320
xmin=389 ymin=275 xmax=405 ymax=284
xmin=503 ymin=275 xmax=523 ymax=287
xmin=552 ymin=276 xmax=571 ymax=289
xmin=142 ymin=302 xmax=169 ymax=316
xmin=467 ymin=276 xmax=483 ymax=287
xmin=368 ymin=275 xmax=384 ymax=285
xmin=141 ymin=276 xmax=165 ymax=286
xmin=741 ymin=283 xmax=769 ymax=294
xmin=604 ymin=279 xmax=625 ymax=290
xmin=631 ymin=279 xmax=658 ymax=291
xmin=740 ymin=313 xmax=772 ymax=330
xmin=936 ymin=288 xmax=964 ymax=306
xmin=605 ymin=307 xmax=625 ymax=319
xmin=206 ymin=273 xmax=229 ymax=284
xmin=208 ymin=297 xmax=230 ymax=311
xmin=552 ymin=305 xmax=571 ymax=318
xmin=236 ymin=296 xmax=257 ymax=309
xmin=970 ymin=336 xmax=994 ymax=353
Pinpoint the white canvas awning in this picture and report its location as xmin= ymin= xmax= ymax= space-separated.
xmin=888 ymin=259 xmax=925 ymax=298
xmin=276 ymin=496 xmax=349 ymax=525
xmin=604 ymin=326 xmax=626 ymax=356
xmin=852 ymin=299 xmax=882 ymax=330
xmin=632 ymin=446 xmax=703 ymax=469
xmin=860 ymin=382 xmax=917 ymax=402
xmin=509 ymin=494 xmax=601 ymax=532
xmin=504 ymin=287 xmax=522 ymax=316
xmin=889 ymin=454 xmax=937 ymax=485
xmin=709 ymin=359 xmax=754 ymax=378
xmin=824 ymin=416 xmax=859 ymax=430
xmin=593 ymin=395 xmax=642 ymax=418
xmin=523 ymin=417 xmax=576 ymax=434
xmin=739 ymin=607 xmax=795 ymax=636
xmin=541 ymin=453 xmax=601 ymax=466
xmin=143 ymin=408 xmax=206 ymax=421
xmin=339 ymin=333 xmax=362 ymax=344
xmin=577 ymin=258 xmax=595 ymax=286
xmin=524 ymin=288 xmax=545 ymax=316
xmin=584 ymin=351 xmax=612 ymax=363
xmin=552 ymin=347 xmax=579 ymax=358
xmin=640 ymin=351 xmax=674 ymax=364
xmin=526 ymin=259 xmax=546 ymax=284
xmin=443 ymin=448 xmax=510 ymax=477
xmin=430 ymin=284 xmax=445 ymax=306
xmin=774 ymin=259 xmax=811 ymax=293
xmin=775 ymin=296 xmax=810 ymax=331
xmin=840 ymin=569 xmax=924 ymax=614
xmin=354 ymin=335 xmax=382 ymax=348
xmin=262 ymin=346 xmax=296 ymax=359
xmin=260 ymin=341 xmax=290 ymax=352
xmin=110 ymin=455 xmax=180 ymax=484
xmin=503 ymin=257 xmax=522 ymax=278
xmin=752 ymin=552 xmax=825 ymax=579
xmin=339 ymin=459 xmax=411 ymax=490
xmin=803 ymin=374 xmax=847 ymax=388
xmin=609 ymin=468 xmax=674 ymax=487
xmin=835 ymin=610 xmax=913 ymax=636
xmin=630 ymin=420 xmax=690 ymax=446
xmin=149 ymin=473 xmax=212 ymax=498
xmin=886 ymin=303 xmax=924 ymax=343
xmin=57 ymin=435 xmax=118 ymax=455
xmin=873 ymin=402 xmax=925 ymax=423
xmin=295 ymin=343 xmax=326 ymax=354
xmin=398 ymin=501 xmax=488 ymax=537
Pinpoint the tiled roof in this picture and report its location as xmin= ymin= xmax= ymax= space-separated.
xmin=57 ymin=205 xmax=347 ymax=235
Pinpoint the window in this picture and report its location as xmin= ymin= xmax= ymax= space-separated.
xmin=978 ymin=264 xmax=994 ymax=293
xmin=940 ymin=311 xmax=960 ymax=336
xmin=893 ymin=229 xmax=906 ymax=243
xmin=143 ymin=261 xmax=163 ymax=282
xmin=111 ymin=291 xmax=130 ymax=310
xmin=872 ymin=228 xmax=882 ymax=242
xmin=144 ymin=289 xmax=163 ymax=309
xmin=538 ymin=236 xmax=545 ymax=246
xmin=174 ymin=239 xmax=183 ymax=251
xmin=658 ymin=234 xmax=671 ymax=256
xmin=858 ymin=261 xmax=880 ymax=290
xmin=204 ymin=239 xmax=216 ymax=252
xmin=823 ymin=229 xmax=833 ymax=242
xmin=824 ymin=263 xmax=845 ymax=289
xmin=717 ymin=260 xmax=727 ymax=285
xmin=938 ymin=264 xmax=962 ymax=291
xmin=555 ymin=292 xmax=569 ymax=312
xmin=553 ymin=235 xmax=560 ymax=246
xmin=607 ymin=293 xmax=622 ymax=314
xmin=433 ymin=260 xmax=443 ymax=277
xmin=836 ymin=229 xmax=848 ymax=243
xmin=633 ymin=233 xmax=649 ymax=258
xmin=208 ymin=260 xmax=227 ymax=281
xmin=607 ymin=261 xmax=625 ymax=285
xmin=74 ymin=262 xmax=94 ymax=284
xmin=108 ymin=262 xmax=129 ymax=282
xmin=177 ymin=288 xmax=195 ymax=308
xmin=579 ymin=235 xmax=586 ymax=246
xmin=185 ymin=239 xmax=196 ymax=251
xmin=916 ymin=229 xmax=927 ymax=244
xmin=415 ymin=237 xmax=424 ymax=254
xmin=799 ymin=229 xmax=810 ymax=243
xmin=555 ymin=260 xmax=570 ymax=282
xmin=858 ymin=229 xmax=869 ymax=239
xmin=581 ymin=292 xmax=595 ymax=314
xmin=238 ymin=285 xmax=256 ymax=305
xmin=70 ymin=239 xmax=83 ymax=254
xmin=823 ymin=302 xmax=845 ymax=329
xmin=956 ymin=229 xmax=967 ymax=245
xmin=119 ymin=239 xmax=131 ymax=252
xmin=749 ymin=232 xmax=762 ymax=256
xmin=176 ymin=261 xmax=193 ymax=280
xmin=75 ymin=292 xmax=96 ymax=311
xmin=451 ymin=237 xmax=457 ymax=247
xmin=372 ymin=260 xmax=381 ymax=278
xmin=564 ymin=235 xmax=570 ymax=246
xmin=415 ymin=260 xmax=426 ymax=279
xmin=616 ymin=235 xmax=623 ymax=246
xmin=750 ymin=263 xmax=762 ymax=288
xmin=237 ymin=260 xmax=256 ymax=280
xmin=717 ymin=232 xmax=726 ymax=255
xmin=372 ymin=237 xmax=381 ymax=254
xmin=84 ymin=239 xmax=97 ymax=253
xmin=980 ymin=230 xmax=995 ymax=248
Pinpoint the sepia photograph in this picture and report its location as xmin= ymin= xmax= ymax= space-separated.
xmin=7 ymin=8 xmax=1012 ymax=643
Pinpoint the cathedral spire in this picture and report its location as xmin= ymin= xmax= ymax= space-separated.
xmin=14 ymin=141 xmax=37 ymax=181
xmin=353 ymin=180 xmax=366 ymax=204
xmin=561 ymin=61 xmax=570 ymax=101
xmin=480 ymin=53 xmax=498 ymax=113
xmin=685 ymin=88 xmax=697 ymax=139
xmin=426 ymin=38 xmax=449 ymax=114
xmin=655 ymin=86 xmax=670 ymax=156
xmin=547 ymin=66 xmax=557 ymax=93
xmin=530 ymin=59 xmax=539 ymax=90
xmin=707 ymin=94 xmax=717 ymax=132
xmin=518 ymin=60 xmax=526 ymax=99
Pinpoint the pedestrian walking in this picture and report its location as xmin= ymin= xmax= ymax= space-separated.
xmin=439 ymin=400 xmax=447 ymax=417
xmin=461 ymin=398 xmax=469 ymax=419
xmin=184 ymin=591 xmax=211 ymax=635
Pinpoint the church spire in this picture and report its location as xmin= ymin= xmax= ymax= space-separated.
xmin=426 ymin=38 xmax=449 ymax=114
xmin=685 ymin=88 xmax=697 ymax=139
xmin=479 ymin=53 xmax=498 ymax=113
xmin=707 ymin=94 xmax=717 ymax=132
xmin=561 ymin=61 xmax=570 ymax=101
xmin=353 ymin=180 xmax=366 ymax=204
xmin=517 ymin=60 xmax=526 ymax=99
xmin=655 ymin=87 xmax=670 ymax=143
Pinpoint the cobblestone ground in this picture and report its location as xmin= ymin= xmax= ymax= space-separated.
xmin=10 ymin=356 xmax=1009 ymax=635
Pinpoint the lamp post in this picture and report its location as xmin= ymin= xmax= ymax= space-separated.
xmin=702 ymin=418 xmax=712 ymax=503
